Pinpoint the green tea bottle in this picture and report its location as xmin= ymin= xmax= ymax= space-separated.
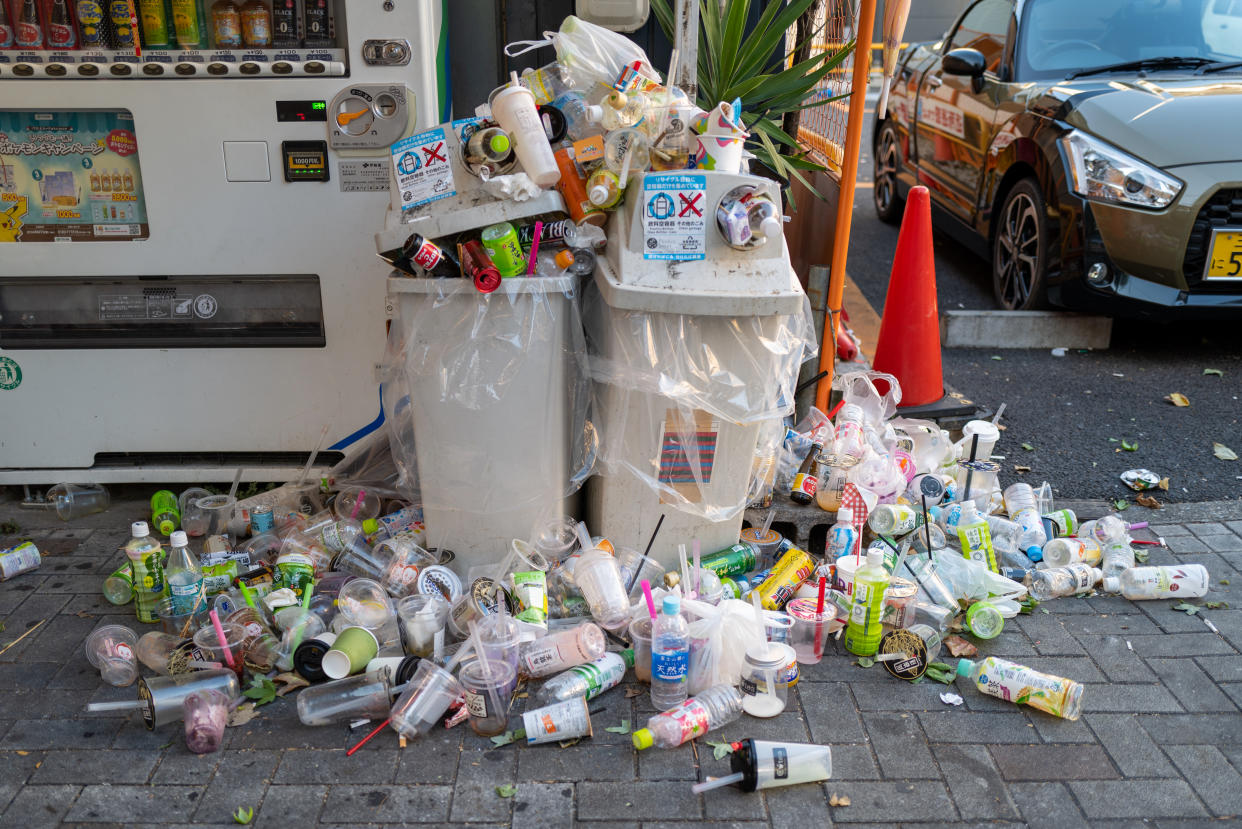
xmin=844 ymin=550 xmax=887 ymax=657
xmin=126 ymin=521 xmax=168 ymax=624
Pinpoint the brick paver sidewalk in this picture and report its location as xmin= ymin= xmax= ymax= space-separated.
xmin=2 ymin=492 xmax=1241 ymax=827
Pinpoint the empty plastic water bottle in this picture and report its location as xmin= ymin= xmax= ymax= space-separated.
xmin=1027 ymin=563 xmax=1101 ymax=601
xmin=1041 ymin=537 xmax=1102 ymax=568
xmin=985 ymin=515 xmax=1023 ymax=554
xmin=1003 ymin=483 xmax=1047 ymax=561
xmin=1102 ymin=564 xmax=1209 ymax=599
xmin=632 ymin=684 xmax=743 ymax=750
xmin=534 ymin=650 xmax=634 ymax=704
xmin=1100 ymin=540 xmax=1136 ymax=578
xmin=826 ymin=508 xmax=858 ymax=560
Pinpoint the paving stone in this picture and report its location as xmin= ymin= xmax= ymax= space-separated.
xmin=192 ymin=749 xmax=280 ymax=823
xmin=1227 ymin=521 xmax=1242 ymax=537
xmin=29 ymin=749 xmax=158 ymax=784
xmin=1140 ymin=713 xmax=1242 ymax=744
xmin=511 ymin=782 xmax=573 ymax=829
xmin=1069 ymin=779 xmax=1208 ymax=819
xmin=764 ymin=783 xmax=831 ymax=829
xmin=918 ymin=712 xmax=1037 ymax=744
xmin=150 ymin=750 xmax=222 ymax=785
xmin=451 ymin=746 xmax=517 ymax=822
xmin=1126 ymin=633 xmax=1237 ymax=657
xmin=712 ymin=709 xmax=810 ymax=745
xmin=1019 ymin=656 xmax=1107 ymax=684
xmin=36 ymin=574 xmax=107 ymax=594
xmin=830 ymin=743 xmax=880 ymax=780
xmin=578 ymin=781 xmax=701 ymax=820
xmin=932 ymin=743 xmax=1018 ymax=819
xmin=1147 ymin=658 xmax=1238 ymax=712
xmin=1078 ymin=682 xmax=1184 ymax=712
xmin=1162 ymin=744 xmax=1242 ymax=817
xmin=274 ymin=748 xmax=399 ymax=784
xmin=1202 ymin=535 xmax=1242 ymax=553
xmin=824 ymin=780 xmax=954 ymax=822
xmin=1015 ymin=614 xmax=1087 ymax=656
xmin=1 ymin=718 xmax=121 ymax=750
xmin=849 ymin=678 xmax=949 ymax=711
xmin=1195 ymin=655 xmax=1242 ymax=682
xmin=258 ymin=784 xmax=327 ymax=826
xmin=702 ymin=778 xmax=768 ymax=821
xmin=1151 ymin=525 xmax=1193 ymax=537
xmin=65 ymin=784 xmax=201 ymax=823
xmin=1219 ymin=682 xmax=1242 ymax=708
xmin=1028 ymin=711 xmax=1096 ymax=743
xmin=1008 ymin=781 xmax=1089 ymax=829
xmin=1168 ymin=537 xmax=1210 ymax=554
xmin=1060 ymin=613 xmax=1162 ymax=636
xmin=990 ymin=744 xmax=1119 ymax=781
xmin=0 ymin=594 xmax=72 ymax=661
xmin=395 ymin=728 xmax=462 ymax=784
xmin=0 ymin=749 xmax=46 ymax=785
xmin=636 ymin=741 xmax=695 ymax=781
xmin=318 ymin=784 xmax=452 ymax=823
xmin=799 ymin=682 xmax=865 ymax=743
xmin=1085 ymin=714 xmax=1179 ymax=777
xmin=1187 ymin=523 xmax=1234 ymax=539
xmin=1 ymin=783 xmax=82 ymax=828
xmin=861 ymin=712 xmax=938 ymax=779
xmin=518 ymin=742 xmax=634 ymax=782
xmin=0 ymin=661 xmax=59 ymax=691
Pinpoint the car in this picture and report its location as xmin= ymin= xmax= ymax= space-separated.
xmin=872 ymin=0 xmax=1242 ymax=316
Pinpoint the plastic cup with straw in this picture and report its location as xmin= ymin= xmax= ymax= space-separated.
xmin=625 ymin=514 xmax=665 ymax=594
xmin=466 ymin=619 xmax=505 ymax=728
xmin=747 ymin=591 xmax=782 ymax=714
xmin=288 ymin=582 xmax=316 ymax=655
xmin=349 ymin=489 xmax=367 ymax=522
xmin=208 ymin=609 xmax=236 ymax=671
xmin=227 ymin=468 xmax=243 ymax=503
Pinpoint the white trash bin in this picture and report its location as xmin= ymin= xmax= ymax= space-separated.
xmin=584 ymin=171 xmax=815 ymax=569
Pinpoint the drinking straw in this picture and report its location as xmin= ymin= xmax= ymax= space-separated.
xmin=237 ymin=580 xmax=257 ymax=610
xmin=208 ymin=609 xmax=236 ymax=669
xmin=574 ymin=522 xmax=594 ymax=555
xmin=991 ymin=402 xmax=1007 ymax=426
xmin=641 ymin=515 xmax=665 ymax=559
xmin=442 ymin=638 xmax=475 ymax=674
xmin=85 ymin=699 xmax=144 ymax=713
xmin=227 ymin=468 xmax=244 ymax=502
xmin=349 ymin=489 xmax=367 ymax=521
xmin=968 ymin=433 xmax=980 ymax=462
xmin=346 ymin=718 xmax=392 ymax=756
xmin=619 ymin=146 xmax=634 ymax=183
xmin=691 ymin=772 xmax=745 ymax=794
xmin=1128 ymin=521 xmax=1149 ymax=530
xmin=814 ymin=576 xmax=827 ymax=658
xmin=692 ymin=539 xmax=701 ymax=598
xmin=760 ymin=509 xmax=776 ymax=538
xmin=750 ymin=590 xmax=766 ymax=643
xmin=678 ymin=544 xmax=690 ymax=598
xmin=296 ymin=424 xmax=332 ymax=487
xmin=527 ymin=220 xmax=543 ymax=275
xmin=641 ymin=579 xmax=658 ymax=621
xmin=469 ymin=621 xmax=493 ymax=679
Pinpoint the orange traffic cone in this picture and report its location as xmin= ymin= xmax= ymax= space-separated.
xmin=871 ymin=185 xmax=943 ymax=407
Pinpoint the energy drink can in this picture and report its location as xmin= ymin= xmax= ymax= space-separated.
xmin=480 ymin=221 xmax=526 ymax=277
xmin=698 ymin=543 xmax=758 ymax=580
xmin=756 ymin=548 xmax=815 ymax=611
xmin=0 ymin=541 xmax=41 ymax=581
xmin=250 ymin=504 xmax=275 ymax=536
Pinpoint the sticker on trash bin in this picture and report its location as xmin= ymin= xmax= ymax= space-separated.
xmin=658 ymin=409 xmax=718 ymax=504
xmin=642 ymin=173 xmax=706 ymax=261
xmin=391 ymin=127 xmax=456 ymax=212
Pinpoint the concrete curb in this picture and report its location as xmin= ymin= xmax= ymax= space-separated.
xmin=941 ymin=310 xmax=1113 ymax=349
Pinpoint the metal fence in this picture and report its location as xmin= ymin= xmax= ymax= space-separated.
xmin=788 ymin=0 xmax=861 ymax=175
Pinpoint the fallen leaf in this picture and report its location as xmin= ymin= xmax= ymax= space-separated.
xmin=1158 ymin=478 xmax=1170 ymax=491
xmin=1134 ymin=548 xmax=1150 ymax=564
xmin=1173 ymin=602 xmax=1200 ymax=616
xmin=829 ymin=794 xmax=851 ymax=807
xmin=990 ymin=355 xmax=1003 ymax=361
xmin=1165 ymin=393 xmax=1190 ymax=407
xmin=1136 ymin=494 xmax=1161 ymax=509
xmin=233 ymin=806 xmax=254 ymax=825
xmin=1206 ymin=601 xmax=1229 ymax=610
xmin=624 ymin=687 xmax=643 ymax=698
xmin=1221 ymin=579 xmax=1230 ymax=586
xmin=1021 ymin=443 xmax=1035 ymax=451
xmin=272 ymin=672 xmax=309 ymax=697
xmin=604 ymin=719 xmax=631 ymax=735
xmin=1014 ymin=465 xmax=1031 ymax=473
xmin=944 ymin=634 xmax=978 ymax=658
xmin=1108 ymin=437 xmax=1120 ymax=443
xmin=1122 ymin=439 xmax=1138 ymax=451
xmin=15 ymin=750 xmax=28 ymax=756
xmin=495 ymin=784 xmax=517 ymax=799
xmin=1113 ymin=499 xmax=1130 ymax=511
xmin=1214 ymin=443 xmax=1238 ymax=461
xmin=855 ymin=656 xmax=874 ymax=668
xmin=489 ymin=728 xmax=525 ymax=748
xmin=1204 ymin=368 xmax=1224 ymax=377
xmin=557 ymin=738 xmax=581 ymax=748
xmin=243 ymin=677 xmax=278 ymax=707
xmin=227 ymin=703 xmax=261 ymax=728
xmin=707 ymin=740 xmax=734 ymax=761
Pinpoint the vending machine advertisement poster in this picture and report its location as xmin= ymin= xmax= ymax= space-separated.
xmin=0 ymin=109 xmax=150 ymax=243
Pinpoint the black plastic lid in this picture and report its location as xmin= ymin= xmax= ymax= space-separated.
xmin=394 ymin=655 xmax=422 ymax=686
xmin=293 ymin=637 xmax=333 ymax=684
xmin=537 ymin=104 xmax=567 ymax=144
xmin=729 ymin=738 xmax=760 ymax=792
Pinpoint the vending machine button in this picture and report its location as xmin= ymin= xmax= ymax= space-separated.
xmin=78 ymin=64 xmax=100 ymax=76
xmin=207 ymin=63 xmax=229 ymax=75
xmin=223 ymin=141 xmax=272 ymax=183
xmin=46 ymin=64 xmax=68 ymax=76
xmin=304 ymin=61 xmax=325 ymax=74
xmin=110 ymin=64 xmax=132 ymax=76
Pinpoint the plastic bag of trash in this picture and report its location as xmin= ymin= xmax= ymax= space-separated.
xmin=681 ymin=597 xmax=765 ymax=694
xmin=833 ymin=369 xmax=902 ymax=425
xmin=505 ymin=15 xmax=660 ymax=92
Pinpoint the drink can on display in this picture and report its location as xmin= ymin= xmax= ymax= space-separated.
xmin=108 ymin=0 xmax=135 ymax=47
xmin=0 ymin=541 xmax=41 ymax=581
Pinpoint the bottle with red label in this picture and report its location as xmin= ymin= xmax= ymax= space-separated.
xmin=790 ymin=429 xmax=826 ymax=505
xmin=47 ymin=0 xmax=77 ymax=48
xmin=397 ymin=233 xmax=460 ymax=278
xmin=15 ymin=0 xmax=44 ymax=48
xmin=0 ymin=0 xmax=15 ymax=48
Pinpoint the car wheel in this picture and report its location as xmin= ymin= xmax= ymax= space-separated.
xmin=992 ymin=178 xmax=1049 ymax=310
xmin=874 ymin=122 xmax=904 ymax=224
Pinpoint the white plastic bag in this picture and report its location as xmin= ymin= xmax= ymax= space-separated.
xmin=832 ymin=369 xmax=902 ymax=425
xmin=505 ymin=16 xmax=659 ymax=92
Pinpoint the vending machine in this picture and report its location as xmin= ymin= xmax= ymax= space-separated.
xmin=0 ymin=0 xmax=448 ymax=483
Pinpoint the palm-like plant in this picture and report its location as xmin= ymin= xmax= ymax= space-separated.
xmin=650 ymin=0 xmax=854 ymax=207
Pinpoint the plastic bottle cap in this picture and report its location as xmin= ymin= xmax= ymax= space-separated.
xmin=131 ymin=521 xmax=149 ymax=537
xmin=488 ymin=133 xmax=511 ymax=155
xmin=1026 ymin=545 xmax=1044 ymax=562
xmin=837 ymin=508 xmax=853 ymax=524
xmin=170 ymin=530 xmax=188 ymax=547
xmin=362 ymin=518 xmax=379 ymax=535
xmin=632 ymin=728 xmax=654 ymax=750
xmin=585 ymin=104 xmax=604 ymax=123
xmin=1102 ymin=576 xmax=1120 ymax=593
xmin=759 ymin=215 xmax=782 ymax=240
xmin=662 ymin=595 xmax=680 ymax=616
xmin=158 ymin=520 xmax=176 ymax=536
xmin=588 ymin=184 xmax=610 ymax=205
xmin=554 ymin=248 xmax=576 ymax=269
xmin=866 ymin=550 xmax=884 ymax=569
xmin=955 ymin=658 xmax=975 ymax=677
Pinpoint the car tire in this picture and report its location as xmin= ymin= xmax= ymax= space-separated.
xmin=992 ymin=178 xmax=1049 ymax=310
xmin=873 ymin=121 xmax=904 ymax=224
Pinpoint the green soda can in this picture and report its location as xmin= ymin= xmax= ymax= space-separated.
xmin=480 ymin=222 xmax=526 ymax=277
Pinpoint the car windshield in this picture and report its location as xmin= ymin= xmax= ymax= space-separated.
xmin=1016 ymin=0 xmax=1242 ymax=80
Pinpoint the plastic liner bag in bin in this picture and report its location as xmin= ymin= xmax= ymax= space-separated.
xmin=380 ymin=275 xmax=595 ymax=547
xmin=504 ymin=15 xmax=660 ymax=93
xmin=584 ymin=285 xmax=817 ymax=521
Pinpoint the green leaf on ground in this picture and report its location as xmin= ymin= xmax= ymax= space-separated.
xmin=604 ymin=720 xmax=631 ymax=735
xmin=1204 ymin=368 xmax=1224 ymax=376
xmin=1206 ymin=601 xmax=1228 ymax=610
xmin=242 ymin=677 xmax=277 ymax=707
xmin=707 ymin=740 xmax=735 ymax=761
xmin=1113 ymin=499 xmax=1130 ymax=511
xmin=991 ymin=355 xmax=1003 ymax=361
xmin=1173 ymin=602 xmax=1200 ymax=616
xmin=1220 ymin=578 xmax=1230 ymax=585
xmin=1134 ymin=548 xmax=1150 ymax=563
xmin=855 ymin=657 xmax=874 ymax=668
xmin=0 ymin=521 xmax=19 ymax=535
xmin=1021 ymin=443 xmax=1035 ymax=451
xmin=490 ymin=728 xmax=525 ymax=748
xmin=1214 ymin=443 xmax=1238 ymax=461
xmin=1108 ymin=437 xmax=1120 ymax=443
xmin=232 ymin=806 xmax=254 ymax=825
xmin=495 ymin=785 xmax=517 ymax=799
xmin=1121 ymin=440 xmax=1138 ymax=451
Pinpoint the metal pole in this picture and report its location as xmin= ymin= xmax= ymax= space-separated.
xmin=814 ymin=0 xmax=879 ymax=413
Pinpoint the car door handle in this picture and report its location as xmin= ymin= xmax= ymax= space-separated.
xmin=926 ymin=75 xmax=943 ymax=88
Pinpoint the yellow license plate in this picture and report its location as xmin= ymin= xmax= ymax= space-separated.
xmin=1206 ymin=229 xmax=1242 ymax=279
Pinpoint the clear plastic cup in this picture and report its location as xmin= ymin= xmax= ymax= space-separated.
xmin=193 ymin=621 xmax=248 ymax=681
xmin=296 ymin=670 xmax=393 ymax=726
xmin=459 ymin=659 xmax=516 ymax=737
xmin=184 ymin=689 xmax=228 ymax=754
xmin=273 ymin=609 xmax=327 ymax=672
xmin=476 ymin=613 xmax=521 ymax=698
xmin=573 ymin=548 xmax=630 ymax=631
xmin=333 ymin=487 xmax=382 ymax=522
xmin=533 ymin=516 xmax=579 ymax=564
xmin=337 ymin=578 xmax=396 ymax=630
xmin=389 ymin=660 xmax=462 ymax=739
xmin=196 ymin=495 xmax=237 ymax=539
xmin=629 ymin=617 xmax=653 ymax=683
xmin=397 ymin=594 xmax=449 ymax=659
xmin=378 ymin=538 xmax=437 ymax=599
xmin=49 ymin=483 xmax=110 ymax=521
xmin=786 ymin=598 xmax=836 ymax=665
xmin=763 ymin=611 xmax=794 ymax=644
xmin=179 ymin=487 xmax=213 ymax=536
xmin=85 ymin=624 xmax=139 ymax=687
xmin=156 ymin=596 xmax=209 ymax=638
xmin=615 ymin=548 xmax=662 ymax=596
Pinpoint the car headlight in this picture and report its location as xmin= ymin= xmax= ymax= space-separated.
xmin=1060 ymin=131 xmax=1182 ymax=209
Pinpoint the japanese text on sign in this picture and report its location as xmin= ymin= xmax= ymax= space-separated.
xmin=642 ymin=173 xmax=706 ymax=261
xmin=391 ymin=127 xmax=456 ymax=212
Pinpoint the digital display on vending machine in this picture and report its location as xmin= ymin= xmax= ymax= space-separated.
xmin=276 ymin=101 xmax=329 ymax=123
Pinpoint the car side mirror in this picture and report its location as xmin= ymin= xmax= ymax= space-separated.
xmin=943 ymin=47 xmax=987 ymax=92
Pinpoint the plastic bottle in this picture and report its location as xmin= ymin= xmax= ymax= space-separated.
xmin=826 ymin=508 xmax=857 ymax=560
xmin=745 ymin=193 xmax=783 ymax=242
xmin=598 ymin=89 xmax=646 ymax=130
xmin=519 ymin=622 xmax=606 ymax=678
xmin=1041 ymin=537 xmax=1102 ymax=568
xmin=125 ymin=521 xmax=167 ymax=624
xmin=985 ymin=515 xmax=1023 ymax=554
xmin=553 ymin=92 xmax=604 ymax=141
xmin=1027 ymin=563 xmax=1101 ymax=601
xmin=520 ymin=61 xmax=574 ymax=105
xmin=586 ymin=168 xmax=623 ymax=208
xmin=631 ymin=684 xmax=744 ymax=750
xmin=1100 ymin=540 xmax=1136 ymax=578
xmin=1102 ymin=564 xmax=1209 ymax=599
xmin=102 ymin=562 xmax=134 ymax=606
xmin=844 ymin=550 xmax=888 ymax=656
xmin=956 ymin=501 xmax=998 ymax=573
xmin=869 ymin=504 xmax=920 ymax=537
xmin=150 ymin=490 xmax=180 ymax=536
xmin=957 ymin=656 xmax=1084 ymax=720
xmin=534 ymin=650 xmax=634 ymax=704
xmin=1003 ymin=483 xmax=1048 ymax=561
xmin=831 ymin=404 xmax=867 ymax=459
xmin=1082 ymin=515 xmax=1130 ymax=545
xmin=165 ymin=531 xmax=204 ymax=616
xmin=651 ymin=594 xmax=690 ymax=710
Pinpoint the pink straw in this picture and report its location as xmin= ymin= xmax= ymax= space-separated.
xmin=349 ymin=489 xmax=366 ymax=521
xmin=526 ymin=220 xmax=543 ymax=275
xmin=641 ymin=579 xmax=657 ymax=621
xmin=208 ymin=609 xmax=236 ymax=669
xmin=814 ymin=576 xmax=827 ymax=659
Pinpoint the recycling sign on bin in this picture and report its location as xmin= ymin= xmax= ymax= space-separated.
xmin=391 ymin=127 xmax=457 ymax=212
xmin=642 ymin=173 xmax=707 ymax=261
